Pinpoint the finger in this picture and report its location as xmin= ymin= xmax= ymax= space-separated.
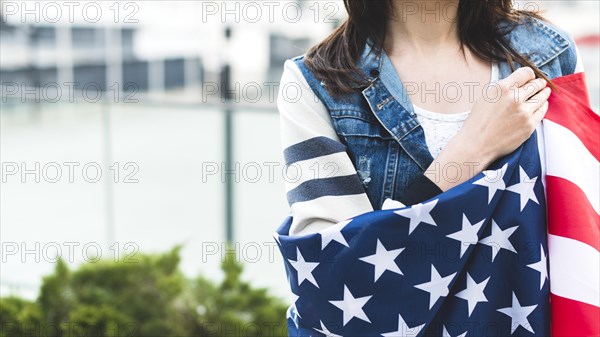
xmin=518 ymin=78 xmax=547 ymax=102
xmin=502 ymin=66 xmax=536 ymax=89
xmin=524 ymin=87 xmax=551 ymax=111
xmin=531 ymin=99 xmax=549 ymax=123
xmin=519 ymin=79 xmax=549 ymax=103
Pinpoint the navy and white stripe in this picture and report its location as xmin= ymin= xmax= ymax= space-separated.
xmin=277 ymin=60 xmax=374 ymax=236
xmin=283 ymin=136 xmax=346 ymax=165
xmin=287 ymin=175 xmax=368 ymax=204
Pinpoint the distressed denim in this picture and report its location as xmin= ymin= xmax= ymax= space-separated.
xmin=292 ymin=16 xmax=579 ymax=211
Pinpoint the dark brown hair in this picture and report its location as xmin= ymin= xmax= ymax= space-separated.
xmin=304 ymin=0 xmax=557 ymax=97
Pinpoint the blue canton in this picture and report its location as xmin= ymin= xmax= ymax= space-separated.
xmin=274 ymin=132 xmax=549 ymax=337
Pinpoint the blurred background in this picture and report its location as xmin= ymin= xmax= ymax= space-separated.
xmin=0 ymin=0 xmax=598 ymax=335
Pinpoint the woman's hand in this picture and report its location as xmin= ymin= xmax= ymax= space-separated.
xmin=425 ymin=66 xmax=551 ymax=192
xmin=461 ymin=66 xmax=551 ymax=163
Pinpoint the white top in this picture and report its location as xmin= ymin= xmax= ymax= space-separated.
xmin=413 ymin=62 xmax=500 ymax=158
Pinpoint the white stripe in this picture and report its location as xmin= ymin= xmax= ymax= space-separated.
xmin=544 ymin=120 xmax=600 ymax=214
xmin=573 ymin=44 xmax=585 ymax=74
xmin=278 ymin=60 xmax=340 ymax=146
xmin=289 ymin=194 xmax=373 ymax=236
xmin=548 ymin=234 xmax=600 ymax=307
xmin=535 ymin=123 xmax=547 ymax=196
xmin=284 ymin=152 xmax=363 ymax=191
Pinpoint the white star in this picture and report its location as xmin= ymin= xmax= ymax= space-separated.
xmin=497 ymin=292 xmax=538 ymax=334
xmin=320 ymin=219 xmax=351 ymax=250
xmin=446 ymin=214 xmax=486 ymax=258
xmin=506 ymin=166 xmax=539 ymax=211
xmin=359 ymin=239 xmax=405 ymax=282
xmin=473 ymin=163 xmax=507 ymax=203
xmin=287 ymin=275 xmax=302 ymax=319
xmin=314 ymin=321 xmax=342 ymax=337
xmin=442 ymin=326 xmax=468 ymax=337
xmin=455 ymin=273 xmax=490 ymax=317
xmin=329 ymin=285 xmax=372 ymax=326
xmin=285 ymin=283 xmax=301 ymax=329
xmin=381 ymin=314 xmax=425 ymax=337
xmin=479 ymin=220 xmax=518 ymax=262
xmin=527 ymin=244 xmax=548 ymax=290
xmin=394 ymin=199 xmax=438 ymax=234
xmin=288 ymin=248 xmax=320 ymax=288
xmin=382 ymin=198 xmax=406 ymax=210
xmin=286 ymin=306 xmax=299 ymax=328
xmin=414 ymin=264 xmax=457 ymax=309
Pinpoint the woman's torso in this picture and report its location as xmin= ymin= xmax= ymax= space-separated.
xmin=291 ymin=16 xmax=579 ymax=210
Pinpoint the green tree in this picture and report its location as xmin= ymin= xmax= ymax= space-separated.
xmin=188 ymin=247 xmax=289 ymax=336
xmin=65 ymin=246 xmax=189 ymax=336
xmin=1 ymin=245 xmax=288 ymax=337
xmin=0 ymin=296 xmax=43 ymax=336
xmin=38 ymin=259 xmax=73 ymax=326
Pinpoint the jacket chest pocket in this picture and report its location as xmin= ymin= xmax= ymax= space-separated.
xmin=330 ymin=111 xmax=398 ymax=209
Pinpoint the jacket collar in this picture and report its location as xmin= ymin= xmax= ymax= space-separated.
xmin=497 ymin=16 xmax=571 ymax=69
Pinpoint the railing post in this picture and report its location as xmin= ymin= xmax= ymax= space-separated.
xmin=222 ymin=26 xmax=234 ymax=244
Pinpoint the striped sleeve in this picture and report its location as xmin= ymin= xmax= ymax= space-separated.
xmin=277 ymin=59 xmax=374 ymax=236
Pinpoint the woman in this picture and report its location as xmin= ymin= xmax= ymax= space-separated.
xmin=277 ymin=0 xmax=583 ymax=237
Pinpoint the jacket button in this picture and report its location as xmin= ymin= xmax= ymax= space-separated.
xmin=370 ymin=69 xmax=380 ymax=77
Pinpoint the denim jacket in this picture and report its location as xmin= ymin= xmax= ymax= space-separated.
xmin=291 ymin=15 xmax=580 ymax=211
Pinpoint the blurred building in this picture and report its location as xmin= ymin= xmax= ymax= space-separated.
xmin=1 ymin=1 xmax=597 ymax=106
xmin=0 ymin=0 xmax=329 ymax=103
xmin=0 ymin=18 xmax=204 ymax=99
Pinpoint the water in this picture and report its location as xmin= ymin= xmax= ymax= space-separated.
xmin=0 ymin=100 xmax=293 ymax=301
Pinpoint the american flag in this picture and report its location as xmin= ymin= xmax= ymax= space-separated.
xmin=274 ymin=72 xmax=599 ymax=337
xmin=543 ymin=72 xmax=599 ymax=337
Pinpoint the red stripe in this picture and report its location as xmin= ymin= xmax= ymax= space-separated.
xmin=550 ymin=72 xmax=592 ymax=108
xmin=575 ymin=35 xmax=600 ymax=46
xmin=546 ymin=175 xmax=600 ymax=252
xmin=547 ymin=73 xmax=600 ymax=337
xmin=550 ymin=293 xmax=600 ymax=337
xmin=545 ymin=72 xmax=600 ymax=161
